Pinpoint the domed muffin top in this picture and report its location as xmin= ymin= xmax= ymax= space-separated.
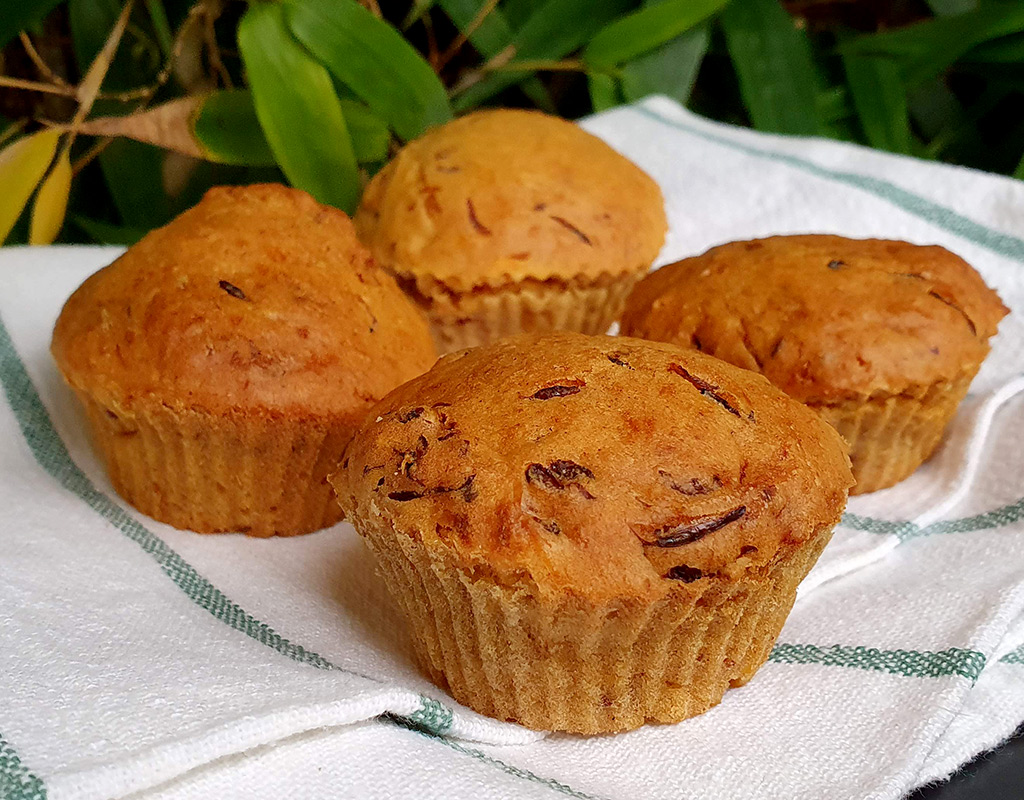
xmin=354 ymin=109 xmax=667 ymax=292
xmin=621 ymin=235 xmax=1008 ymax=403
xmin=333 ymin=333 xmax=852 ymax=603
xmin=52 ymin=184 xmax=437 ymax=418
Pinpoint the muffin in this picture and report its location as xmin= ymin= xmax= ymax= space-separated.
xmin=354 ymin=109 xmax=667 ymax=353
xmin=621 ymin=235 xmax=1009 ymax=494
xmin=52 ymin=184 xmax=437 ymax=536
xmin=331 ymin=332 xmax=852 ymax=733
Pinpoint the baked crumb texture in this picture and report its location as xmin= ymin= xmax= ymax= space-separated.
xmin=52 ymin=184 xmax=437 ymax=536
xmin=355 ymin=109 xmax=667 ymax=352
xmin=621 ymin=235 xmax=1009 ymax=493
xmin=333 ymin=333 xmax=853 ymax=732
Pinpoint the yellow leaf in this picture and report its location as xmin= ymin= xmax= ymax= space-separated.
xmin=29 ymin=148 xmax=72 ymax=246
xmin=0 ymin=130 xmax=60 ymax=246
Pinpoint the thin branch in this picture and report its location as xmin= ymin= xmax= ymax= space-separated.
xmin=422 ymin=9 xmax=440 ymax=71
xmin=203 ymin=0 xmax=232 ymax=87
xmin=66 ymin=0 xmax=137 ymax=152
xmin=0 ymin=119 xmax=29 ymax=149
xmin=482 ymin=58 xmax=588 ymax=73
xmin=0 ymin=75 xmax=77 ymax=97
xmin=360 ymin=0 xmax=382 ymax=17
xmin=436 ymin=0 xmax=500 ymax=72
xmin=20 ymin=33 xmax=69 ymax=87
xmin=71 ymin=137 xmax=114 ymax=176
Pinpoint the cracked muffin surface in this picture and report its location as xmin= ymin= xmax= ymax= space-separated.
xmin=333 ymin=332 xmax=851 ymax=603
xmin=331 ymin=332 xmax=852 ymax=732
xmin=51 ymin=183 xmax=437 ymax=535
xmin=620 ymin=235 xmax=1009 ymax=493
xmin=354 ymin=109 xmax=667 ymax=352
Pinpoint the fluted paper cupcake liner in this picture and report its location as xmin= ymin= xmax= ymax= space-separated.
xmin=411 ymin=274 xmax=642 ymax=354
xmin=78 ymin=392 xmax=349 ymax=536
xmin=812 ymin=372 xmax=975 ymax=494
xmin=360 ymin=523 xmax=834 ymax=734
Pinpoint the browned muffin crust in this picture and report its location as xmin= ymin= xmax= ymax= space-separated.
xmin=354 ymin=109 xmax=667 ymax=292
xmin=52 ymin=184 xmax=437 ymax=421
xmin=621 ymin=235 xmax=1008 ymax=404
xmin=333 ymin=332 xmax=852 ymax=604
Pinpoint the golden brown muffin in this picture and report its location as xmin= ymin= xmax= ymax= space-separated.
xmin=332 ymin=332 xmax=852 ymax=733
xmin=621 ymin=235 xmax=1009 ymax=494
xmin=52 ymin=184 xmax=437 ymax=536
xmin=354 ymin=109 xmax=667 ymax=353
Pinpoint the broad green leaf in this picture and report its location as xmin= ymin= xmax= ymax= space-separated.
xmin=0 ymin=0 xmax=63 ymax=50
xmin=967 ymin=32 xmax=1024 ymax=63
xmin=192 ymin=90 xmax=277 ymax=167
xmin=238 ymin=2 xmax=360 ymax=213
xmin=926 ymin=0 xmax=977 ymax=15
xmin=143 ymin=0 xmax=173 ymax=56
xmin=402 ymin=0 xmax=437 ymax=29
xmin=193 ymin=90 xmax=389 ymax=167
xmin=438 ymin=0 xmax=554 ymax=111
xmin=720 ymin=0 xmax=825 ymax=136
xmin=588 ymin=72 xmax=621 ymax=112
xmin=843 ymin=54 xmax=912 ymax=154
xmin=453 ymin=0 xmax=634 ymax=111
xmin=73 ymin=215 xmax=148 ymax=245
xmin=0 ymin=130 xmax=59 ymax=246
xmin=1014 ymin=149 xmax=1024 ymax=180
xmin=339 ymin=100 xmax=390 ymax=163
xmin=284 ymin=0 xmax=451 ymax=141
xmin=584 ymin=0 xmax=728 ymax=70
xmin=501 ymin=0 xmax=547 ymax=29
xmin=29 ymin=148 xmax=72 ymax=245
xmin=620 ymin=21 xmax=709 ymax=104
xmin=844 ymin=5 xmax=1024 ymax=87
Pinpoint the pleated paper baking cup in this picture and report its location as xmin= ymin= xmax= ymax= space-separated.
xmin=360 ymin=522 xmax=834 ymax=734
xmin=812 ymin=371 xmax=975 ymax=494
xmin=406 ymin=273 xmax=642 ymax=354
xmin=77 ymin=392 xmax=349 ymax=536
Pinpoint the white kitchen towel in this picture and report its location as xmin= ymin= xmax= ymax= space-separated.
xmin=2 ymin=94 xmax=1024 ymax=800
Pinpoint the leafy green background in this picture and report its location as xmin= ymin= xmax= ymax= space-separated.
xmin=3 ymin=0 xmax=1024 ymax=245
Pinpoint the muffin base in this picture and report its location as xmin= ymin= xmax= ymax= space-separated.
xmin=399 ymin=273 xmax=642 ymax=354
xmin=812 ymin=372 xmax=975 ymax=494
xmin=361 ymin=524 xmax=834 ymax=734
xmin=78 ymin=392 xmax=349 ymax=536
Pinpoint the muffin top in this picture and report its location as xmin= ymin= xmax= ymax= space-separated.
xmin=333 ymin=333 xmax=852 ymax=603
xmin=354 ymin=109 xmax=667 ymax=292
xmin=52 ymin=184 xmax=437 ymax=419
xmin=621 ymin=235 xmax=1009 ymax=403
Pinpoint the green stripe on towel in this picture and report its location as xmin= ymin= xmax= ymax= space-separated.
xmin=842 ymin=498 xmax=1024 ymax=542
xmin=770 ymin=643 xmax=986 ymax=681
xmin=634 ymin=105 xmax=1024 ymax=263
xmin=0 ymin=733 xmax=45 ymax=800
xmin=0 ymin=317 xmax=453 ymax=737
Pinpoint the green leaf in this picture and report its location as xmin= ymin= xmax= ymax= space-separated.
xmin=72 ymin=215 xmax=148 ymax=245
xmin=926 ymin=0 xmax=977 ymax=15
xmin=0 ymin=0 xmax=63 ymax=50
xmin=966 ymin=32 xmax=1024 ymax=63
xmin=339 ymin=100 xmax=391 ymax=163
xmin=143 ymin=0 xmax=173 ymax=56
xmin=238 ymin=2 xmax=360 ymax=213
xmin=843 ymin=54 xmax=912 ymax=154
xmin=284 ymin=0 xmax=451 ymax=141
xmin=452 ymin=0 xmax=634 ymax=111
xmin=620 ymin=22 xmax=709 ymax=104
xmin=193 ymin=90 xmax=390 ymax=168
xmin=844 ymin=5 xmax=1024 ymax=87
xmin=438 ymin=0 xmax=554 ymax=111
xmin=193 ymin=90 xmax=277 ymax=167
xmin=1014 ymin=149 xmax=1024 ymax=180
xmin=584 ymin=0 xmax=728 ymax=70
xmin=588 ymin=72 xmax=621 ymax=112
xmin=719 ymin=0 xmax=825 ymax=136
